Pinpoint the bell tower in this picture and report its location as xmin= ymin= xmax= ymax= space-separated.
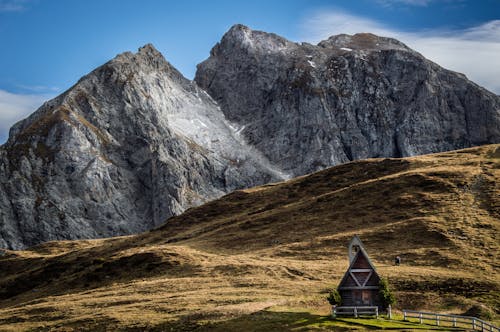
xmin=348 ymin=235 xmax=364 ymax=263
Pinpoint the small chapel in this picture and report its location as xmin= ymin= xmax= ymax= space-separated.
xmin=337 ymin=235 xmax=382 ymax=308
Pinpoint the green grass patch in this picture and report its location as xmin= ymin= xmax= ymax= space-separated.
xmin=189 ymin=310 xmax=465 ymax=331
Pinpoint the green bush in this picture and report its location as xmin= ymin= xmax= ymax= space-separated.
xmin=326 ymin=288 xmax=342 ymax=306
xmin=463 ymin=304 xmax=493 ymax=320
xmin=379 ymin=278 xmax=395 ymax=308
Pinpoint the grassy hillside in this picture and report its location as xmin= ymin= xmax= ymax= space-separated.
xmin=0 ymin=144 xmax=499 ymax=331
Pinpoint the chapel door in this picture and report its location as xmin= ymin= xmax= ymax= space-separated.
xmin=362 ymin=290 xmax=372 ymax=305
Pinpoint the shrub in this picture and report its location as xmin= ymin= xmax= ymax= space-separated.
xmin=463 ymin=304 xmax=493 ymax=320
xmin=326 ymin=288 xmax=342 ymax=306
xmin=379 ymin=278 xmax=395 ymax=308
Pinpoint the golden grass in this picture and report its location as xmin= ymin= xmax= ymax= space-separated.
xmin=0 ymin=144 xmax=499 ymax=331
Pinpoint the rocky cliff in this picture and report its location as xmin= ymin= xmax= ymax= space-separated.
xmin=0 ymin=44 xmax=282 ymax=249
xmin=1 ymin=24 xmax=499 ymax=249
xmin=195 ymin=24 xmax=500 ymax=176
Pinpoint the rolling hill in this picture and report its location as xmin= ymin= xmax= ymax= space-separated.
xmin=0 ymin=144 xmax=498 ymax=331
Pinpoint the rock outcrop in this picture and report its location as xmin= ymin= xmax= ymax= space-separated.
xmin=0 ymin=44 xmax=282 ymax=249
xmin=1 ymin=24 xmax=499 ymax=249
xmin=195 ymin=24 xmax=500 ymax=176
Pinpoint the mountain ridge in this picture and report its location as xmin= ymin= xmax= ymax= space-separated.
xmin=196 ymin=24 xmax=500 ymax=175
xmin=1 ymin=24 xmax=499 ymax=249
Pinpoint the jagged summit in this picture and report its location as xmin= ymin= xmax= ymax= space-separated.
xmin=5 ymin=44 xmax=181 ymax=149
xmin=214 ymin=24 xmax=296 ymax=55
xmin=5 ymin=43 xmax=182 ymax=148
xmin=138 ymin=43 xmax=161 ymax=56
xmin=217 ymin=24 xmax=411 ymax=55
xmin=112 ymin=43 xmax=164 ymax=62
xmin=104 ymin=43 xmax=188 ymax=85
xmin=318 ymin=32 xmax=411 ymax=52
xmin=225 ymin=23 xmax=251 ymax=35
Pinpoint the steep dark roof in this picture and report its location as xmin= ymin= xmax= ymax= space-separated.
xmin=338 ymin=246 xmax=380 ymax=290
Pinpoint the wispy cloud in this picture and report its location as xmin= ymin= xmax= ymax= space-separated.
xmin=0 ymin=89 xmax=52 ymax=143
xmin=301 ymin=11 xmax=394 ymax=40
xmin=300 ymin=11 xmax=500 ymax=94
xmin=0 ymin=0 xmax=29 ymax=12
xmin=375 ymin=0 xmax=435 ymax=7
xmin=16 ymin=84 xmax=60 ymax=93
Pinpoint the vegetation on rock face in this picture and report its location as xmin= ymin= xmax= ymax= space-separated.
xmin=379 ymin=278 xmax=396 ymax=309
xmin=326 ymin=288 xmax=342 ymax=306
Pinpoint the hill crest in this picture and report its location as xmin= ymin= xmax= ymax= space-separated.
xmin=0 ymin=144 xmax=498 ymax=330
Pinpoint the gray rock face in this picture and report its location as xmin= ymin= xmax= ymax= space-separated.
xmin=195 ymin=24 xmax=500 ymax=176
xmin=0 ymin=44 xmax=282 ymax=249
xmin=2 ymin=24 xmax=500 ymax=249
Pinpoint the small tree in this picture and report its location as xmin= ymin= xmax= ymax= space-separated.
xmin=326 ymin=288 xmax=342 ymax=306
xmin=378 ymin=278 xmax=395 ymax=309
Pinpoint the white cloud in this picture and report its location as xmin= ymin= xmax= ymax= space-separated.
xmin=0 ymin=89 xmax=51 ymax=143
xmin=300 ymin=11 xmax=500 ymax=94
xmin=0 ymin=0 xmax=28 ymax=12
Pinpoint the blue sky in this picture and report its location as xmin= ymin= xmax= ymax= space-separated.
xmin=1 ymin=0 xmax=499 ymax=143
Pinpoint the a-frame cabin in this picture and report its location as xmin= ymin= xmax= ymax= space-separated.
xmin=337 ymin=235 xmax=382 ymax=308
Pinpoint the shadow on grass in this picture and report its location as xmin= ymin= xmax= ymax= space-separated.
xmin=152 ymin=311 xmax=338 ymax=332
xmin=142 ymin=310 xmax=465 ymax=332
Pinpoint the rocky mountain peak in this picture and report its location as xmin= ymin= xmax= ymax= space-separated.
xmin=105 ymin=43 xmax=186 ymax=85
xmin=137 ymin=43 xmax=162 ymax=57
xmin=112 ymin=43 xmax=164 ymax=63
xmin=4 ymin=44 xmax=183 ymax=151
xmin=318 ymin=32 xmax=411 ymax=52
xmin=196 ymin=24 xmax=500 ymax=176
xmin=226 ymin=23 xmax=251 ymax=35
xmin=215 ymin=24 xmax=296 ymax=55
xmin=0 ymin=39 xmax=282 ymax=249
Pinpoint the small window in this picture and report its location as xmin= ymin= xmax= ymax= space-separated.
xmin=353 ymin=290 xmax=362 ymax=304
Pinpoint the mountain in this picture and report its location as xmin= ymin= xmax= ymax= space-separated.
xmin=1 ymin=24 xmax=500 ymax=249
xmin=0 ymin=44 xmax=282 ymax=249
xmin=195 ymin=24 xmax=500 ymax=176
xmin=0 ymin=145 xmax=498 ymax=330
